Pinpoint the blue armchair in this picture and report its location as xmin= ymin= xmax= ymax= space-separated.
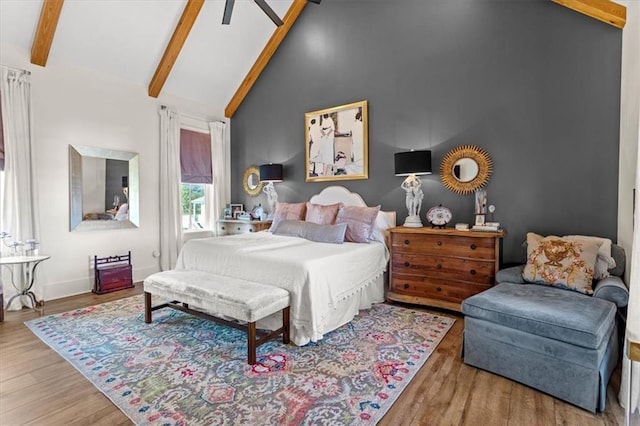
xmin=462 ymin=244 xmax=628 ymax=412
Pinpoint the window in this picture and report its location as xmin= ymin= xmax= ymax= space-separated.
xmin=180 ymin=128 xmax=212 ymax=231
xmin=181 ymin=183 xmax=205 ymax=230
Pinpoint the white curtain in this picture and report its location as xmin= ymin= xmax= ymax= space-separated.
xmin=206 ymin=121 xmax=229 ymax=236
xmin=158 ymin=107 xmax=182 ymax=271
xmin=0 ymin=68 xmax=41 ymax=309
xmin=621 ymin=115 xmax=640 ymax=422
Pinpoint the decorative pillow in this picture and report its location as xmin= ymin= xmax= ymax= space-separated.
xmin=271 ymin=202 xmax=306 ymax=230
xmin=305 ymin=202 xmax=341 ymax=225
xmin=370 ymin=210 xmax=396 ymax=244
xmin=335 ymin=205 xmax=381 ymax=243
xmin=522 ymin=233 xmax=602 ymax=295
xmin=272 ymin=220 xmax=347 ymax=244
xmin=564 ymin=235 xmax=616 ymax=280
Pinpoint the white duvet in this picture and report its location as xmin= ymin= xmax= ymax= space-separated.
xmin=176 ymin=232 xmax=389 ymax=345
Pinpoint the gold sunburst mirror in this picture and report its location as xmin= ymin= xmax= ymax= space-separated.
xmin=242 ymin=165 xmax=263 ymax=197
xmin=440 ymin=145 xmax=493 ymax=194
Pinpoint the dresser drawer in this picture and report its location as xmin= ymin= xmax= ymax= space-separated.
xmin=218 ymin=222 xmax=250 ymax=235
xmin=391 ymin=232 xmax=495 ymax=260
xmin=391 ymin=273 xmax=490 ymax=304
xmin=217 ymin=220 xmax=271 ymax=235
xmin=391 ymin=253 xmax=495 ymax=285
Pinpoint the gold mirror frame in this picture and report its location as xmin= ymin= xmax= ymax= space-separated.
xmin=243 ymin=165 xmax=263 ymax=197
xmin=440 ymin=145 xmax=493 ymax=194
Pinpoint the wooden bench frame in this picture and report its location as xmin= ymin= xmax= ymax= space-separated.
xmin=144 ymin=292 xmax=290 ymax=364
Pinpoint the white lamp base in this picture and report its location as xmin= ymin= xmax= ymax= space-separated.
xmin=263 ymin=182 xmax=278 ymax=219
xmin=403 ymin=215 xmax=423 ymax=227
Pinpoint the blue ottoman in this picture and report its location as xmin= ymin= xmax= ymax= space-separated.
xmin=462 ymin=283 xmax=619 ymax=412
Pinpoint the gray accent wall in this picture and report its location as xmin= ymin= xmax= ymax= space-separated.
xmin=231 ymin=0 xmax=622 ymax=264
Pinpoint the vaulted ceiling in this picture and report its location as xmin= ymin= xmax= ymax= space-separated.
xmin=0 ymin=0 xmax=625 ymax=118
xmin=0 ymin=0 xmax=298 ymax=116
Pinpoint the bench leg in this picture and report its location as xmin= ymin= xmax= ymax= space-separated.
xmin=283 ymin=306 xmax=290 ymax=344
xmin=248 ymin=322 xmax=257 ymax=365
xmin=144 ymin=292 xmax=152 ymax=323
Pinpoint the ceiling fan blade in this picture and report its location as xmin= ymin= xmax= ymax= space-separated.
xmin=307 ymin=0 xmax=321 ymax=3
xmin=222 ymin=0 xmax=235 ymax=25
xmin=254 ymin=0 xmax=284 ymax=26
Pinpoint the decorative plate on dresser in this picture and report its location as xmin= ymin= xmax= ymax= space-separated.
xmin=388 ymin=227 xmax=506 ymax=312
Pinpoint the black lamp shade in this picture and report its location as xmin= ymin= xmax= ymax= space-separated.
xmin=122 ymin=176 xmax=128 ymax=188
xmin=394 ymin=150 xmax=432 ymax=176
xmin=259 ymin=163 xmax=283 ymax=182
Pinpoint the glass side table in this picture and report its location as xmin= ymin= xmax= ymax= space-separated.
xmin=1 ymin=255 xmax=50 ymax=312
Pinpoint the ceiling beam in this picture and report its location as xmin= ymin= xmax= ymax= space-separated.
xmin=225 ymin=0 xmax=308 ymax=118
xmin=31 ymin=0 xmax=64 ymax=66
xmin=551 ymin=0 xmax=626 ymax=29
xmin=148 ymin=0 xmax=205 ymax=98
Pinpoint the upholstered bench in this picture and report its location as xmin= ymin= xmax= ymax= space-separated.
xmin=144 ymin=269 xmax=290 ymax=364
xmin=462 ymin=283 xmax=619 ymax=412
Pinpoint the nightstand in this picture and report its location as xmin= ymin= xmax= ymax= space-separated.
xmin=388 ymin=227 xmax=505 ymax=312
xmin=217 ymin=219 xmax=272 ymax=236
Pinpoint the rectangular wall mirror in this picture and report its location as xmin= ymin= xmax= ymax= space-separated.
xmin=69 ymin=145 xmax=139 ymax=231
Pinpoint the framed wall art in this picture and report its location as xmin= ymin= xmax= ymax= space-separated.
xmin=305 ymin=100 xmax=368 ymax=182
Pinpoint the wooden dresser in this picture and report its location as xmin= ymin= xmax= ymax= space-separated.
xmin=388 ymin=227 xmax=506 ymax=312
xmin=217 ymin=219 xmax=272 ymax=236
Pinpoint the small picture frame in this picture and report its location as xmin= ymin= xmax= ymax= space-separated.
xmin=233 ymin=210 xmax=245 ymax=219
xmin=229 ymin=204 xmax=244 ymax=218
xmin=475 ymin=214 xmax=486 ymax=226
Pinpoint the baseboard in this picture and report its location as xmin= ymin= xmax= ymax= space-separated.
xmin=42 ymin=264 xmax=161 ymax=301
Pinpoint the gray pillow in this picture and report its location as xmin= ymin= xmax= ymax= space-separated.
xmin=272 ymin=220 xmax=347 ymax=244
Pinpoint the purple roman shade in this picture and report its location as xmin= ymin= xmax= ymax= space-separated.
xmin=180 ymin=128 xmax=212 ymax=184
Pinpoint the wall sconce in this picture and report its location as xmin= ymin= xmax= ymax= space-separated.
xmin=259 ymin=163 xmax=283 ymax=219
xmin=394 ymin=150 xmax=432 ymax=227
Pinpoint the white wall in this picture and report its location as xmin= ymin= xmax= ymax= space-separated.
xmin=0 ymin=42 xmax=226 ymax=300
xmin=619 ymin=1 xmax=640 ymax=285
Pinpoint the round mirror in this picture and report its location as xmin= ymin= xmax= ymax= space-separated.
xmin=452 ymin=158 xmax=479 ymax=182
xmin=243 ymin=165 xmax=263 ymax=197
xmin=440 ymin=145 xmax=492 ymax=194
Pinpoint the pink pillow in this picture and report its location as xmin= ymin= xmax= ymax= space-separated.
xmin=336 ymin=205 xmax=381 ymax=243
xmin=271 ymin=202 xmax=307 ymax=229
xmin=305 ymin=202 xmax=341 ymax=225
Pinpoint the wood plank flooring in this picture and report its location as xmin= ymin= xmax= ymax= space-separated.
xmin=0 ymin=285 xmax=624 ymax=425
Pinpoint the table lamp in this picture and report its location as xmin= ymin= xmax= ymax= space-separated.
xmin=259 ymin=163 xmax=283 ymax=219
xmin=394 ymin=150 xmax=432 ymax=227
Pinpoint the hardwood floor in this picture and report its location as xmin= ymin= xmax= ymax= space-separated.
xmin=0 ymin=285 xmax=624 ymax=425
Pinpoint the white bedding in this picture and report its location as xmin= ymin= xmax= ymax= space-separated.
xmin=176 ymin=231 xmax=389 ymax=345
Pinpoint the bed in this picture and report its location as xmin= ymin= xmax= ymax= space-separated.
xmin=175 ymin=186 xmax=395 ymax=345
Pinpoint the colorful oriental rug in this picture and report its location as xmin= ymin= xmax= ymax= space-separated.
xmin=26 ymin=296 xmax=454 ymax=425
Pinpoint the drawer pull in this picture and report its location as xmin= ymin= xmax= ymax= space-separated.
xmin=249 ymin=229 xmax=254 ymax=232
xmin=470 ymin=244 xmax=477 ymax=250
xmin=437 ymin=241 xmax=442 ymax=246
xmin=436 ymin=287 xmax=442 ymax=292
xmin=237 ymin=227 xmax=241 ymax=231
xmin=436 ymin=264 xmax=442 ymax=269
xmin=404 ymin=283 xmax=410 ymax=289
xmin=470 ymin=269 xmax=476 ymax=275
xmin=221 ymin=226 xmax=225 ymax=230
xmin=404 ymin=239 xmax=410 ymax=245
xmin=404 ymin=261 xmax=410 ymax=267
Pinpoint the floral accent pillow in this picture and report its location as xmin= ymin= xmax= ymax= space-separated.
xmin=270 ymin=202 xmax=307 ymax=230
xmin=522 ymin=233 xmax=601 ymax=295
xmin=305 ymin=202 xmax=342 ymax=225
